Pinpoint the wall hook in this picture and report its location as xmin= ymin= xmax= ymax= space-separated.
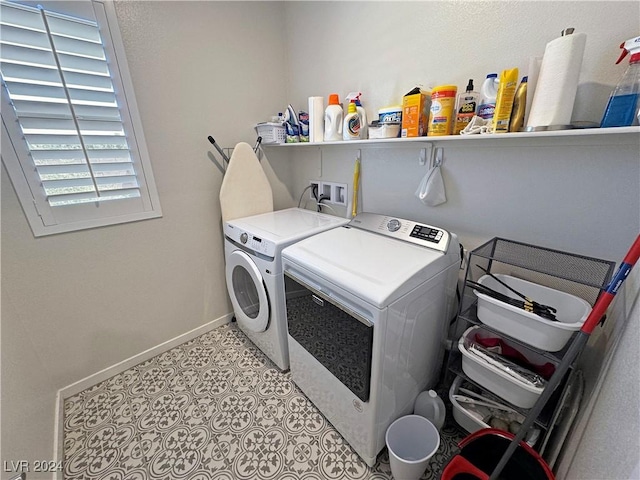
xmin=418 ymin=144 xmax=433 ymax=166
xmin=433 ymin=147 xmax=444 ymax=167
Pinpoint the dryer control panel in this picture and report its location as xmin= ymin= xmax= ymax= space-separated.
xmin=224 ymin=223 xmax=276 ymax=257
xmin=348 ymin=212 xmax=451 ymax=253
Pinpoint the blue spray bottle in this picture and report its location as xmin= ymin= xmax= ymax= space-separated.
xmin=601 ymin=35 xmax=640 ymax=128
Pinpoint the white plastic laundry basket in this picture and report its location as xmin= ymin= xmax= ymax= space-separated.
xmin=255 ymin=122 xmax=286 ymax=144
xmin=458 ymin=326 xmax=557 ymax=408
xmin=474 ymin=274 xmax=591 ymax=351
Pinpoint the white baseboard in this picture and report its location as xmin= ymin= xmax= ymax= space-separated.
xmin=53 ymin=313 xmax=234 ymax=470
xmin=58 ymin=313 xmax=233 ymax=400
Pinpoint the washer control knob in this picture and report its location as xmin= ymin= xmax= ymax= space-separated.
xmin=240 ymin=232 xmax=248 ymax=244
xmin=387 ymin=219 xmax=401 ymax=232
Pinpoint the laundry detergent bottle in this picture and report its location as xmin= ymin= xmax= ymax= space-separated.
xmin=509 ymin=76 xmax=528 ymax=132
xmin=324 ymin=93 xmax=343 ymax=141
xmin=347 ymin=92 xmax=368 ymax=139
xmin=414 ymin=390 xmax=446 ymax=431
xmin=343 ymin=100 xmax=362 ymax=140
xmin=478 ymin=73 xmax=499 ymax=121
xmin=601 ymin=36 xmax=640 ymax=128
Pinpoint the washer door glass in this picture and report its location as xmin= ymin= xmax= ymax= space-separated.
xmin=225 ymin=250 xmax=269 ymax=332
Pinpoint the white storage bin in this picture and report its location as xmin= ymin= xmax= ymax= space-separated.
xmin=368 ymin=122 xmax=401 ymax=139
xmin=255 ymin=122 xmax=286 ymax=144
xmin=458 ymin=326 xmax=556 ymax=408
xmin=450 ymin=375 xmax=490 ymax=434
xmin=448 ymin=376 xmax=540 ymax=446
xmin=474 ymin=273 xmax=591 ymax=352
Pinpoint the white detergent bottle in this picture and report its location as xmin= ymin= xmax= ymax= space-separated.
xmin=343 ymin=100 xmax=362 ymax=140
xmin=324 ymin=93 xmax=343 ymax=141
xmin=414 ymin=389 xmax=446 ymax=431
xmin=478 ymin=73 xmax=499 ymax=121
xmin=347 ymin=91 xmax=368 ymax=139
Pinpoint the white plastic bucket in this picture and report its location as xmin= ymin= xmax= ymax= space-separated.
xmin=385 ymin=415 xmax=440 ymax=480
xmin=474 ymin=273 xmax=591 ymax=351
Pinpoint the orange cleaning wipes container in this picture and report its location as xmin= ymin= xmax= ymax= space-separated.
xmin=428 ymin=85 xmax=458 ymax=136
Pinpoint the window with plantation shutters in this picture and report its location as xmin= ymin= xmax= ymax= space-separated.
xmin=1 ymin=0 xmax=161 ymax=236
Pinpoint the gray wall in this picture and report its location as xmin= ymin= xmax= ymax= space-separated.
xmin=1 ymin=1 xmax=639 ymax=478
xmin=283 ymin=1 xmax=640 ymax=128
xmin=1 ymin=0 xmax=287 ymax=469
xmin=561 ymin=279 xmax=639 ymax=479
xmin=277 ymin=0 xmax=639 ymax=262
xmin=268 ymin=2 xmax=640 ymax=478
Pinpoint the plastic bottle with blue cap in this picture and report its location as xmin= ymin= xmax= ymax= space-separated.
xmin=477 ymin=73 xmax=499 ymax=122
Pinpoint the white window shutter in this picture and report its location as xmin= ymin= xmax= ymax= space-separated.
xmin=1 ymin=0 xmax=162 ymax=236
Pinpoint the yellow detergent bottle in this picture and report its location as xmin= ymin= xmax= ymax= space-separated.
xmin=509 ymin=76 xmax=528 ymax=132
xmin=493 ymin=68 xmax=519 ymax=133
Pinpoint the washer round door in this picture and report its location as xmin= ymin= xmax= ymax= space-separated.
xmin=225 ymin=249 xmax=270 ymax=332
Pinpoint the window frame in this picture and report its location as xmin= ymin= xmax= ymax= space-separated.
xmin=1 ymin=0 xmax=162 ymax=236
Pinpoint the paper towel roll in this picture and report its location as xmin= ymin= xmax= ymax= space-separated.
xmin=526 ymin=31 xmax=586 ymax=128
xmin=309 ymin=96 xmax=324 ymax=143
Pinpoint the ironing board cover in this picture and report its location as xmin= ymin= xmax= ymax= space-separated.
xmin=219 ymin=142 xmax=273 ymax=222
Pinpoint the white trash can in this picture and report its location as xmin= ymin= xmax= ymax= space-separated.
xmin=385 ymin=414 xmax=440 ymax=480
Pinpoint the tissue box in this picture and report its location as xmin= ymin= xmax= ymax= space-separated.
xmin=401 ymin=90 xmax=431 ymax=137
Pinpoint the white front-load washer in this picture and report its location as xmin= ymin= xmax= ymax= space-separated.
xmin=223 ymin=208 xmax=348 ymax=370
xmin=281 ymin=212 xmax=460 ymax=466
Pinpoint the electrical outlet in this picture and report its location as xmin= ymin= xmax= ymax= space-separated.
xmin=321 ymin=183 xmax=332 ymax=201
xmin=332 ymin=183 xmax=348 ymax=206
xmin=309 ymin=180 xmax=348 ymax=206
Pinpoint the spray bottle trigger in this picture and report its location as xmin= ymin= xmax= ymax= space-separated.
xmin=346 ymin=91 xmax=362 ymax=103
xmin=616 ymin=46 xmax=629 ymax=65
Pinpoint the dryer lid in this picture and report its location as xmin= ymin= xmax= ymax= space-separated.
xmin=282 ymin=226 xmax=457 ymax=308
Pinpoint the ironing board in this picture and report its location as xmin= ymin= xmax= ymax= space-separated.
xmin=219 ymin=142 xmax=273 ymax=223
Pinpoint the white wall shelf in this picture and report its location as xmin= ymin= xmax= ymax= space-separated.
xmin=262 ymin=126 xmax=639 ymax=148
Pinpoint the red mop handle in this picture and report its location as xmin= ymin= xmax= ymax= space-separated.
xmin=581 ymin=234 xmax=640 ymax=335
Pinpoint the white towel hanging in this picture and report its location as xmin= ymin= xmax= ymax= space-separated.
xmin=415 ymin=149 xmax=447 ymax=206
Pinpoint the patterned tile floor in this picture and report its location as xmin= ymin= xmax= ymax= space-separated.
xmin=64 ymin=322 xmax=466 ymax=479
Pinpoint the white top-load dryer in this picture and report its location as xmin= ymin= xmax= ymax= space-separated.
xmin=281 ymin=212 xmax=460 ymax=466
xmin=224 ymin=207 xmax=348 ymax=370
